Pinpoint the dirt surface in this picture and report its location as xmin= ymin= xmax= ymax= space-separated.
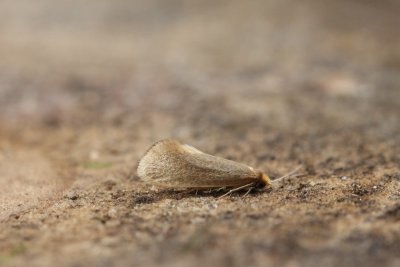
xmin=0 ymin=0 xmax=399 ymax=266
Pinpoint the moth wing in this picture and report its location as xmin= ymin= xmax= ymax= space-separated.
xmin=137 ymin=140 xmax=260 ymax=188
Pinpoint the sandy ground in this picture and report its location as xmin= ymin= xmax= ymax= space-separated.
xmin=0 ymin=0 xmax=399 ymax=266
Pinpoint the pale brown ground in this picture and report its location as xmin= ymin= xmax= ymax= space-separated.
xmin=0 ymin=1 xmax=399 ymax=266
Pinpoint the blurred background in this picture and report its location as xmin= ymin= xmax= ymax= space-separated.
xmin=0 ymin=0 xmax=399 ymax=130
xmin=0 ymin=1 xmax=399 ymax=267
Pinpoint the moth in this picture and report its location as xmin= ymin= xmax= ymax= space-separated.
xmin=137 ymin=139 xmax=297 ymax=197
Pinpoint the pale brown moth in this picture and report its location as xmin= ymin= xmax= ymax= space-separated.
xmin=137 ymin=139 xmax=299 ymax=197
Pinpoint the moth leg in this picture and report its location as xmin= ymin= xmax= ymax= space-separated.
xmin=205 ymin=187 xmax=225 ymax=194
xmin=185 ymin=189 xmax=199 ymax=195
xmin=217 ymin=183 xmax=254 ymax=199
xmin=243 ymin=187 xmax=253 ymax=197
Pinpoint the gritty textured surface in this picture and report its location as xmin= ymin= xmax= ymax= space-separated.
xmin=0 ymin=1 xmax=399 ymax=267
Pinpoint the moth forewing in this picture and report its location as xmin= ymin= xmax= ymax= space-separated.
xmin=137 ymin=139 xmax=271 ymax=189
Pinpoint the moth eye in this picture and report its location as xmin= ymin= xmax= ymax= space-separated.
xmin=256 ymin=181 xmax=266 ymax=189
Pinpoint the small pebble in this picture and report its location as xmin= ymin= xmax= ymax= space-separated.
xmin=103 ymin=180 xmax=117 ymax=190
xmin=341 ymin=176 xmax=348 ymax=180
xmin=9 ymin=214 xmax=20 ymax=220
xmin=108 ymin=208 xmax=118 ymax=218
xmin=66 ymin=190 xmax=79 ymax=200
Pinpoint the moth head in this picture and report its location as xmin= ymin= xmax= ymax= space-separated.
xmin=256 ymin=171 xmax=271 ymax=188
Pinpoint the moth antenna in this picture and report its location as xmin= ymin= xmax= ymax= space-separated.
xmin=271 ymin=165 xmax=302 ymax=183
